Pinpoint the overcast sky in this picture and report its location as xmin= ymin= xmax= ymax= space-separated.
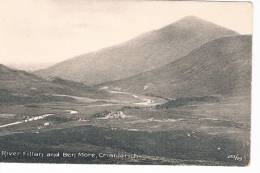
xmin=0 ymin=0 xmax=252 ymax=67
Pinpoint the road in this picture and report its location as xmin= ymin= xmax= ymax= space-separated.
xmin=0 ymin=114 xmax=54 ymax=129
xmin=0 ymin=90 xmax=166 ymax=129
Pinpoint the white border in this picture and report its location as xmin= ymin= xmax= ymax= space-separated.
xmin=0 ymin=0 xmax=259 ymax=172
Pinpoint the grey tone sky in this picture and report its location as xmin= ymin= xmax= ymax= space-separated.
xmin=0 ymin=0 xmax=252 ymax=65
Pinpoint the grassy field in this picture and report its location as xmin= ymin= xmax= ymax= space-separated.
xmin=0 ymin=95 xmax=250 ymax=165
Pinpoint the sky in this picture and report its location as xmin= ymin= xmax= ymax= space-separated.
xmin=0 ymin=0 xmax=252 ymax=69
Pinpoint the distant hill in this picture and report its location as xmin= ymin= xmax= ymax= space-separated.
xmin=35 ymin=16 xmax=238 ymax=85
xmin=0 ymin=65 xmax=106 ymax=104
xmin=101 ymin=35 xmax=252 ymax=98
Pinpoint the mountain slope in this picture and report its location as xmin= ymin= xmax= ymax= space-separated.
xmin=0 ymin=65 xmax=106 ymax=103
xmin=36 ymin=16 xmax=238 ymax=85
xmin=101 ymin=35 xmax=252 ymax=98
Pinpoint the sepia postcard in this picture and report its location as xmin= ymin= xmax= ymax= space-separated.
xmin=0 ymin=0 xmax=252 ymax=166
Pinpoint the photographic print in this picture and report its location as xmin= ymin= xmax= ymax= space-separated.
xmin=0 ymin=0 xmax=252 ymax=166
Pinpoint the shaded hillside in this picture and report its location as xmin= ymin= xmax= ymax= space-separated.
xmin=36 ymin=16 xmax=238 ymax=85
xmin=0 ymin=65 xmax=106 ymax=103
xmin=101 ymin=35 xmax=252 ymax=98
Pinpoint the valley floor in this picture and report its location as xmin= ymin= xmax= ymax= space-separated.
xmin=0 ymin=91 xmax=250 ymax=166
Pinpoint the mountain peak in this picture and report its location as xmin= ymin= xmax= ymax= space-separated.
xmin=157 ymin=16 xmax=238 ymax=39
xmin=174 ymin=16 xmax=220 ymax=26
xmin=177 ymin=16 xmax=207 ymax=22
xmin=0 ymin=64 xmax=13 ymax=72
xmin=36 ymin=16 xmax=239 ymax=85
xmin=163 ymin=16 xmax=236 ymax=32
xmin=0 ymin=64 xmax=7 ymax=68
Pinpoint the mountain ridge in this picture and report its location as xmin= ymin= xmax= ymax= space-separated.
xmin=0 ymin=64 xmax=107 ymax=103
xmin=100 ymin=35 xmax=252 ymax=98
xmin=35 ymin=16 xmax=238 ymax=85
